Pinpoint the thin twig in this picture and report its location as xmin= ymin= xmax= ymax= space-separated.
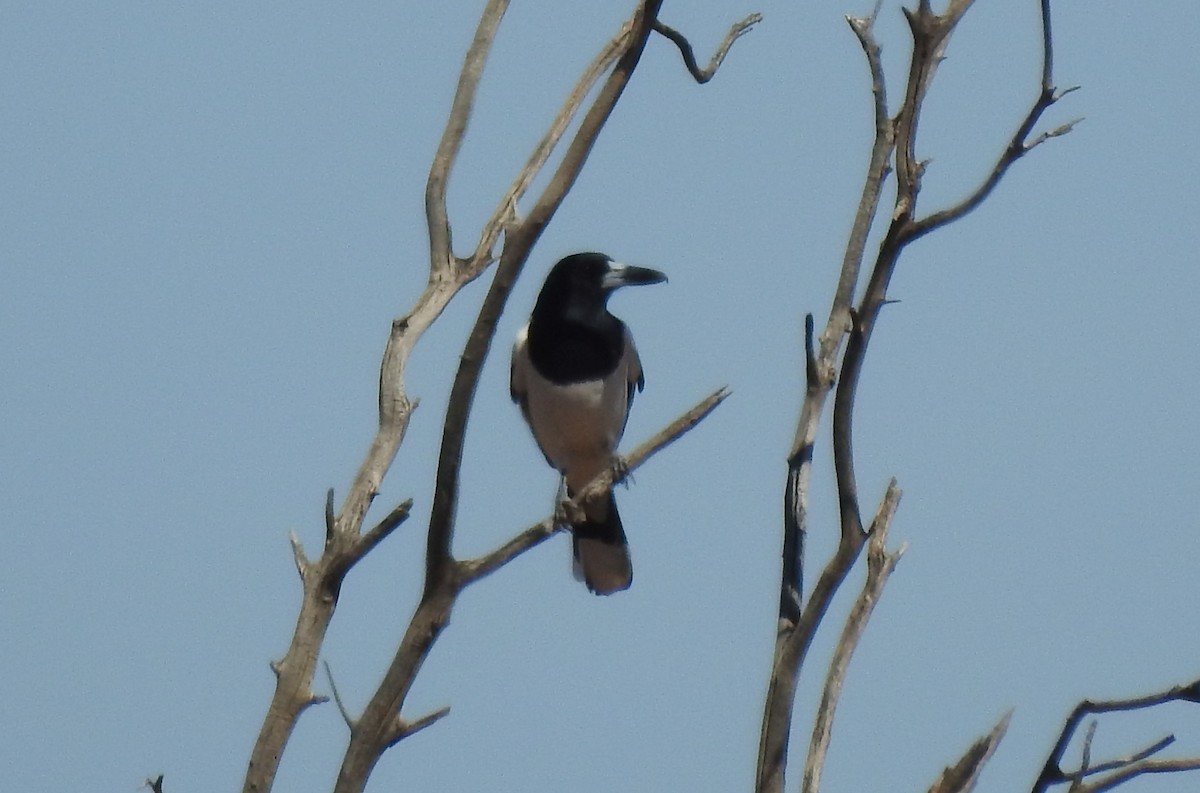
xmin=1077 ymin=758 xmax=1200 ymax=793
xmin=1070 ymin=721 xmax=1098 ymax=792
xmin=324 ymin=661 xmax=356 ymax=730
xmin=1078 ymin=735 xmax=1175 ymax=780
xmin=386 ymin=706 xmax=453 ymax=748
xmin=652 ymin=13 xmax=762 ymax=84
xmin=835 ymin=13 xmax=893 ymax=321
xmin=347 ymin=498 xmax=414 ymax=569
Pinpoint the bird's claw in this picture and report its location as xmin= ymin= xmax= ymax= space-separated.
xmin=555 ymin=499 xmax=586 ymax=527
xmin=611 ymin=455 xmax=633 ymax=488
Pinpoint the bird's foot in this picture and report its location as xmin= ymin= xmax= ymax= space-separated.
xmin=555 ymin=498 xmax=586 ymax=527
xmin=611 ymin=455 xmax=633 ymax=488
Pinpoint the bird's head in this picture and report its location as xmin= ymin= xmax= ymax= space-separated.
xmin=538 ymin=252 xmax=667 ymax=316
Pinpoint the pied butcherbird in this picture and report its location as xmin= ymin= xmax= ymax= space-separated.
xmin=510 ymin=252 xmax=667 ymax=595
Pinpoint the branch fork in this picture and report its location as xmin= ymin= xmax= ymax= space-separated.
xmin=759 ymin=3 xmax=1080 ymax=793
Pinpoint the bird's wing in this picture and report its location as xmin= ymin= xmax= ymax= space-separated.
xmin=621 ymin=325 xmax=645 ymax=438
xmin=624 ymin=326 xmax=645 ymax=401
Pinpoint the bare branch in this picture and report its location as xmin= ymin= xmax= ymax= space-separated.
xmin=333 ymin=588 xmax=456 ymax=793
xmin=907 ymin=0 xmax=1078 ymax=241
xmin=759 ymin=8 xmax=900 ymax=788
xmin=324 ymin=661 xmax=356 ymax=731
xmin=1078 ymin=757 xmax=1200 ymax=793
xmin=345 ymin=498 xmax=414 ymax=570
xmin=1033 ymin=679 xmax=1200 ymax=793
xmin=337 ymin=305 xmax=431 ymax=547
xmin=836 ymin=12 xmax=893 ymax=322
xmin=757 ymin=510 xmax=869 ymax=793
xmin=926 ymin=713 xmax=1012 ymax=793
xmin=801 ymin=481 xmax=903 ymax=793
xmin=144 ymin=774 xmax=165 ymax=793
xmin=761 ymin=3 xmax=1076 ymax=792
xmin=460 ymin=387 xmax=731 ymax=584
xmin=1071 ymin=720 xmax=1098 ymax=792
xmin=893 ymin=1 xmax=975 ymax=209
xmin=385 ymin=705 xmax=453 ymax=749
xmin=425 ymin=0 xmax=511 ymax=273
xmin=1025 ymin=117 xmax=1083 ymax=152
xmin=776 ymin=7 xmax=894 ymax=636
xmin=246 ymin=445 xmax=414 ymax=793
xmin=303 ymin=692 xmax=330 ymax=710
xmin=652 ymin=13 xmax=762 ymax=84
xmin=779 ymin=314 xmax=819 ymax=624
xmin=1078 ymin=734 xmax=1175 ymax=780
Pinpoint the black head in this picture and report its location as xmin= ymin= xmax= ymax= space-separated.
xmin=534 ymin=252 xmax=667 ymax=320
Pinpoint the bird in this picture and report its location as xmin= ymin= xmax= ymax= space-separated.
xmin=510 ymin=252 xmax=667 ymax=595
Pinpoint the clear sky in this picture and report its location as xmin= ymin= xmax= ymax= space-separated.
xmin=3 ymin=2 xmax=1199 ymax=792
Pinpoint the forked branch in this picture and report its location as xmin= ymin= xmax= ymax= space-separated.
xmin=758 ymin=2 xmax=1075 ymax=793
xmin=1032 ymin=680 xmax=1200 ymax=793
xmin=906 ymin=0 xmax=1081 ymax=241
xmin=426 ymin=0 xmax=511 ymax=274
xmin=801 ymin=481 xmax=904 ymax=793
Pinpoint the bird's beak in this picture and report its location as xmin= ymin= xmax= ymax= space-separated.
xmin=602 ymin=263 xmax=668 ymax=290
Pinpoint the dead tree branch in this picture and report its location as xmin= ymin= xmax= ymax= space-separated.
xmin=927 ymin=714 xmax=1012 ymax=793
xmin=757 ymin=2 xmax=1076 ymax=792
xmin=244 ymin=491 xmax=413 ymax=793
xmin=1074 ymin=757 xmax=1200 ymax=793
xmin=1033 ymin=680 xmax=1200 ymax=793
xmin=801 ymin=481 xmax=904 ymax=793
xmin=653 ymin=13 xmax=763 ymax=84
xmin=906 ymin=0 xmax=1082 ymax=241
xmin=1073 ymin=734 xmax=1174 ymax=784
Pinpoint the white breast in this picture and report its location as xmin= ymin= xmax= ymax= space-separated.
xmin=511 ymin=325 xmax=633 ymax=492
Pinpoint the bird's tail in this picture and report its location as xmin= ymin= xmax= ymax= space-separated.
xmin=570 ymin=489 xmax=633 ymax=595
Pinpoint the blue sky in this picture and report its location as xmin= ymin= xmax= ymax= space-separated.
xmin=3 ymin=2 xmax=1199 ymax=792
